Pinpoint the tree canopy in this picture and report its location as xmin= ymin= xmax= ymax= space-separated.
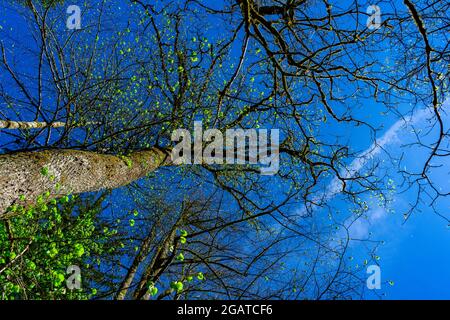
xmin=0 ymin=0 xmax=448 ymax=300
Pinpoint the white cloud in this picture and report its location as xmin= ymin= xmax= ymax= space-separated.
xmin=295 ymin=99 xmax=449 ymax=238
xmin=326 ymin=106 xmax=434 ymax=200
xmin=347 ymin=206 xmax=387 ymax=240
xmin=335 ymin=99 xmax=449 ymax=238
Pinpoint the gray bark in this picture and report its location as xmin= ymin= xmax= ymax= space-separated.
xmin=133 ymin=227 xmax=178 ymax=300
xmin=0 ymin=148 xmax=171 ymax=218
xmin=0 ymin=120 xmax=66 ymax=129
xmin=115 ymin=225 xmax=158 ymax=300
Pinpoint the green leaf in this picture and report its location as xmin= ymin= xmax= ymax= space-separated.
xmin=170 ymin=281 xmax=183 ymax=293
xmin=176 ymin=253 xmax=184 ymax=261
xmin=149 ymin=286 xmax=158 ymax=296
xmin=75 ymin=243 xmax=85 ymax=257
xmin=27 ymin=261 xmax=36 ymax=270
xmin=40 ymin=167 xmax=49 ymax=176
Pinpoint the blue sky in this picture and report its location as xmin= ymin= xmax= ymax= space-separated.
xmin=382 ymin=210 xmax=450 ymax=299
xmin=327 ymin=98 xmax=450 ymax=299
xmin=0 ymin=0 xmax=449 ymax=299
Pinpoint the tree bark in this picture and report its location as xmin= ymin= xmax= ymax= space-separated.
xmin=0 ymin=148 xmax=171 ymax=218
xmin=0 ymin=120 xmax=66 ymax=129
xmin=133 ymin=226 xmax=178 ymax=300
xmin=115 ymin=224 xmax=159 ymax=300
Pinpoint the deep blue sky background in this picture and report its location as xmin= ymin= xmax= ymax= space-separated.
xmin=0 ymin=0 xmax=449 ymax=299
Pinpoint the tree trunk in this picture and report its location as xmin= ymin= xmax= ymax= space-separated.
xmin=0 ymin=148 xmax=171 ymax=218
xmin=115 ymin=224 xmax=159 ymax=300
xmin=133 ymin=227 xmax=178 ymax=300
xmin=0 ymin=120 xmax=66 ymax=129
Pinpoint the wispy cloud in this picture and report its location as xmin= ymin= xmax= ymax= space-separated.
xmin=326 ymin=106 xmax=434 ymax=201
xmin=337 ymin=100 xmax=448 ymax=238
xmin=347 ymin=206 xmax=387 ymax=239
xmin=296 ymin=99 xmax=449 ymax=222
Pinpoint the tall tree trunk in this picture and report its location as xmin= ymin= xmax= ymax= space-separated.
xmin=0 ymin=120 xmax=99 ymax=129
xmin=115 ymin=223 xmax=159 ymax=300
xmin=133 ymin=226 xmax=178 ymax=300
xmin=0 ymin=148 xmax=171 ymax=218
xmin=117 ymin=200 xmax=189 ymax=300
xmin=0 ymin=120 xmax=66 ymax=129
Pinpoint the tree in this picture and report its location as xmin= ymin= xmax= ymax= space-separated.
xmin=0 ymin=148 xmax=171 ymax=217
xmin=0 ymin=0 xmax=448 ymax=299
xmin=0 ymin=193 xmax=119 ymax=299
xmin=0 ymin=120 xmax=66 ymax=129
